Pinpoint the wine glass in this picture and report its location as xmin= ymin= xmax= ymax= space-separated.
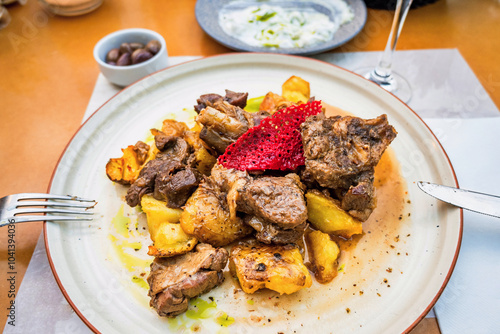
xmin=355 ymin=0 xmax=414 ymax=103
xmin=0 ymin=5 xmax=11 ymax=30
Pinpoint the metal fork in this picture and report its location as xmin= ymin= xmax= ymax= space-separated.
xmin=0 ymin=193 xmax=96 ymax=228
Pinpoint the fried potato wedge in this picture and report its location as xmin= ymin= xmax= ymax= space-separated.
xmin=282 ymin=75 xmax=310 ymax=104
xmin=305 ymin=230 xmax=340 ymax=284
xmin=306 ymin=190 xmax=363 ymax=238
xmin=230 ymin=242 xmax=312 ymax=295
xmin=180 ymin=181 xmax=253 ymax=247
xmin=105 ymin=145 xmax=142 ymax=185
xmin=141 ymin=195 xmax=197 ymax=257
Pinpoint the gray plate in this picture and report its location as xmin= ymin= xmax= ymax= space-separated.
xmin=195 ymin=0 xmax=367 ymax=56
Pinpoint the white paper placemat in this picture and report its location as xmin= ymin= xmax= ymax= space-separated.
xmin=5 ymin=50 xmax=500 ymax=334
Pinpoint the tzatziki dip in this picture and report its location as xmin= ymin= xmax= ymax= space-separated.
xmin=218 ymin=1 xmax=354 ymax=49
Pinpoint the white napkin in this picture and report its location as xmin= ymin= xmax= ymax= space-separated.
xmin=425 ymin=117 xmax=500 ymax=334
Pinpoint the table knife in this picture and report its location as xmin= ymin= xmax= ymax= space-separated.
xmin=417 ymin=181 xmax=500 ymax=218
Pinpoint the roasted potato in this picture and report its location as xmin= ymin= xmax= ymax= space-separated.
xmin=105 ymin=145 xmax=142 ymax=185
xmin=183 ymin=130 xmax=217 ymax=175
xmin=141 ymin=194 xmax=183 ymax=225
xmin=229 ymin=242 xmax=312 ymax=295
xmin=282 ymin=76 xmax=310 ymax=104
xmin=147 ymin=223 xmax=197 ymax=257
xmin=306 ymin=190 xmax=363 ymax=238
xmin=305 ymin=230 xmax=340 ymax=284
xmin=141 ymin=195 xmax=197 ymax=257
xmin=180 ymin=181 xmax=253 ymax=247
xmin=190 ymin=122 xmax=203 ymax=133
xmin=259 ymin=92 xmax=294 ymax=114
xmin=192 ymin=147 xmax=217 ymax=175
xmin=161 ymin=119 xmax=189 ymax=137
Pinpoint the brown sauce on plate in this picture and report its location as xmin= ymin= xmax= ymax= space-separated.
xmin=223 ymin=103 xmax=411 ymax=327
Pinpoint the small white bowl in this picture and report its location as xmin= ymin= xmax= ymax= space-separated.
xmin=94 ymin=28 xmax=168 ymax=87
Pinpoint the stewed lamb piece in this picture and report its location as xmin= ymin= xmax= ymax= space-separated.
xmin=237 ymin=173 xmax=308 ymax=229
xmin=125 ymin=131 xmax=203 ymax=208
xmin=197 ymin=100 xmax=255 ymax=154
xmin=301 ymin=114 xmax=397 ymax=221
xmin=194 ymin=89 xmax=248 ymax=113
xmin=209 ymin=164 xmax=308 ymax=236
xmin=147 ymin=243 xmax=228 ymax=317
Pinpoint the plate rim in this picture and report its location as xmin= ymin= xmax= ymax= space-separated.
xmin=194 ymin=0 xmax=368 ymax=55
xmin=44 ymin=53 xmax=463 ymax=334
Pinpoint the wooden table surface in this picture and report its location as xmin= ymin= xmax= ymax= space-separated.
xmin=1 ymin=0 xmax=498 ymax=332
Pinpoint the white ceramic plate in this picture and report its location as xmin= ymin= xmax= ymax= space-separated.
xmin=45 ymin=54 xmax=462 ymax=334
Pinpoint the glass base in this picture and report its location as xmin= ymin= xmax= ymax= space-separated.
xmin=354 ymin=66 xmax=412 ymax=103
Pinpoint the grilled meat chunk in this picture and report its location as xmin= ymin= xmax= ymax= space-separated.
xmin=301 ymin=114 xmax=396 ymax=221
xmin=194 ymin=90 xmax=249 ymax=113
xmin=126 ymin=159 xmax=181 ymax=207
xmin=238 ymin=174 xmax=308 ymax=229
xmin=245 ymin=215 xmax=307 ymax=245
xmin=148 ymin=243 xmax=228 ymax=317
xmin=153 ymin=132 xmax=190 ymax=163
xmin=154 ymin=166 xmax=203 ymax=209
xmin=336 ymin=169 xmax=376 ymax=221
xmin=210 ymin=165 xmax=308 ymax=230
xmin=210 ymin=164 xmax=250 ymax=223
xmin=301 ymin=114 xmax=397 ymax=189
xmin=133 ymin=141 xmax=150 ymax=165
xmin=197 ymin=101 xmax=254 ymax=154
xmin=194 ymin=93 xmax=223 ymax=113
xmin=251 ymin=110 xmax=271 ymax=127
xmin=223 ymin=89 xmax=248 ymax=109
xmin=198 ymin=127 xmax=234 ymax=156
xmin=229 ymin=242 xmax=312 ymax=294
xmin=126 ymin=133 xmax=201 ymax=208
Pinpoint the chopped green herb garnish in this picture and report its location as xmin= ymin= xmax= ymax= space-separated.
xmin=256 ymin=11 xmax=277 ymax=22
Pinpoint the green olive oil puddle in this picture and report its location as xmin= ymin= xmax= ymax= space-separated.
xmin=132 ymin=275 xmax=149 ymax=290
xmin=112 ymin=205 xmax=130 ymax=238
xmin=168 ymin=298 xmax=234 ymax=332
xmin=109 ymin=205 xmax=151 ymax=273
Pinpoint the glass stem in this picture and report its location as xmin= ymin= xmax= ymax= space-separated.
xmin=372 ymin=0 xmax=413 ymax=80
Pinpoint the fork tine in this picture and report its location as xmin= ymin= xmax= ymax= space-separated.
xmin=14 ymin=208 xmax=94 ymax=215
xmin=17 ymin=193 xmax=95 ymax=202
xmin=6 ymin=216 xmax=93 ymax=223
xmin=13 ymin=201 xmax=95 ymax=209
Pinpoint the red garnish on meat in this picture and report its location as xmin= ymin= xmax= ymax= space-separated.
xmin=218 ymin=100 xmax=323 ymax=171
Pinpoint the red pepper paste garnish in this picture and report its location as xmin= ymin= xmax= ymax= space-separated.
xmin=218 ymin=100 xmax=323 ymax=171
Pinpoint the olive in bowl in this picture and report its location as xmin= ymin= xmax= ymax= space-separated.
xmin=105 ymin=40 xmax=162 ymax=66
xmin=94 ymin=28 xmax=168 ymax=87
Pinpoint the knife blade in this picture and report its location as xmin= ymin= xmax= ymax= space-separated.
xmin=417 ymin=181 xmax=500 ymax=218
